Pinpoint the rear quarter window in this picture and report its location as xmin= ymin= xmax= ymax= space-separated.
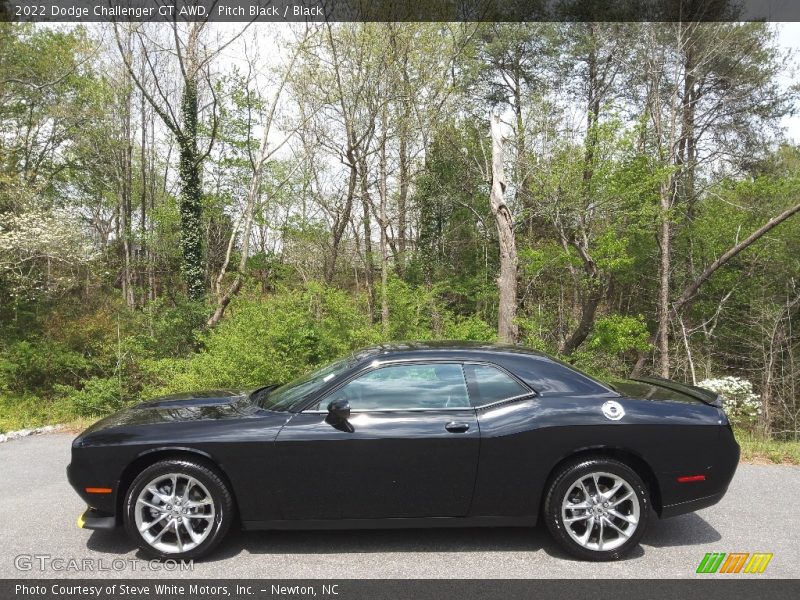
xmin=508 ymin=357 xmax=612 ymax=396
xmin=464 ymin=364 xmax=529 ymax=405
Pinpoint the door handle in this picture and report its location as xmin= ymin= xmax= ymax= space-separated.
xmin=445 ymin=421 xmax=470 ymax=433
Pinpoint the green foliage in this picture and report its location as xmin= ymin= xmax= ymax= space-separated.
xmin=562 ymin=316 xmax=652 ymax=379
xmin=0 ymin=340 xmax=92 ymax=395
xmin=588 ymin=315 xmax=651 ymax=355
xmin=54 ymin=376 xmax=125 ymax=418
xmin=145 ymin=285 xmax=377 ymax=394
xmin=593 ymin=229 xmax=634 ymax=272
xmin=442 ymin=315 xmax=497 ymax=342
xmin=1 ymin=21 xmax=799 ymax=445
xmin=0 ymin=393 xmax=72 ymax=433
xmin=144 ymin=282 xmax=497 ymax=400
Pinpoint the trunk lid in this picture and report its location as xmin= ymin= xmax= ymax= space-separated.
xmin=610 ymin=376 xmax=723 ymax=408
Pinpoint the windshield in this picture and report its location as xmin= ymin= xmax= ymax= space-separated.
xmin=252 ymin=356 xmax=354 ymax=411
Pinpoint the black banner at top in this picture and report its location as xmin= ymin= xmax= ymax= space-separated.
xmin=2 ymin=0 xmax=800 ymax=23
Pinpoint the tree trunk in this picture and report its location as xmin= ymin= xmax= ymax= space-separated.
xmin=178 ymin=72 xmax=204 ymax=301
xmin=379 ymin=125 xmax=390 ymax=333
xmin=489 ymin=110 xmax=518 ymax=344
xmin=560 ymin=26 xmax=604 ymax=355
xmin=359 ymin=155 xmax=375 ymax=323
xmin=560 ymin=270 xmax=602 ymax=354
xmin=397 ymin=121 xmax=409 ymax=271
xmin=120 ymin=35 xmax=135 ymax=309
xmin=147 ymin=117 xmax=157 ymax=302
xmin=656 ymin=179 xmax=672 ymax=377
xmin=139 ymin=58 xmax=148 ymax=306
xmin=325 ymin=155 xmax=357 ymax=284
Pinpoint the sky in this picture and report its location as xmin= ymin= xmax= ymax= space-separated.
xmin=222 ymin=21 xmax=800 ymax=144
xmin=77 ymin=20 xmax=800 ymax=147
xmin=776 ymin=22 xmax=800 ymax=142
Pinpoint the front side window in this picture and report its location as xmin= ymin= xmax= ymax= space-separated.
xmin=254 ymin=357 xmax=354 ymax=411
xmin=465 ymin=364 xmax=529 ymax=405
xmin=316 ymin=363 xmax=471 ymax=411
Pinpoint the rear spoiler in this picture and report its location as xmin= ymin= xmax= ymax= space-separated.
xmin=630 ymin=376 xmax=723 ymax=408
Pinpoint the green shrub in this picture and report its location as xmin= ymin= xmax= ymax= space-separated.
xmin=141 ymin=282 xmax=497 ymax=400
xmin=144 ymin=285 xmax=378 ymax=395
xmin=54 ymin=376 xmax=127 ymax=417
xmin=588 ymin=314 xmax=650 ymax=355
xmin=442 ymin=314 xmax=496 ymax=341
xmin=0 ymin=340 xmax=92 ymax=394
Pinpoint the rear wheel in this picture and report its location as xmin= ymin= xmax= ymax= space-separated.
xmin=124 ymin=459 xmax=234 ymax=560
xmin=543 ymin=457 xmax=649 ymax=561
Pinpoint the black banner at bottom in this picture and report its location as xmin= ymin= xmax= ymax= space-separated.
xmin=2 ymin=579 xmax=798 ymax=600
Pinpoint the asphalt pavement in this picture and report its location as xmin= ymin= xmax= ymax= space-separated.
xmin=1 ymin=432 xmax=797 ymax=579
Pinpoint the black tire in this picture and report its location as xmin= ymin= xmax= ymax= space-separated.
xmin=543 ymin=457 xmax=650 ymax=561
xmin=124 ymin=459 xmax=234 ymax=560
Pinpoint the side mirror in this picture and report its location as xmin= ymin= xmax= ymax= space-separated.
xmin=327 ymin=398 xmax=351 ymax=421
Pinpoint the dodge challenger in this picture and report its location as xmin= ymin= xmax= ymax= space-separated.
xmin=67 ymin=342 xmax=739 ymax=561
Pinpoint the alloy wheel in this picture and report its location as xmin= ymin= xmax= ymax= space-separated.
xmin=560 ymin=471 xmax=640 ymax=552
xmin=133 ymin=473 xmax=216 ymax=554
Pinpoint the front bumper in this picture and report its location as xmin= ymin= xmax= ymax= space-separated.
xmin=67 ymin=458 xmax=119 ymax=516
xmin=77 ymin=507 xmax=117 ymax=530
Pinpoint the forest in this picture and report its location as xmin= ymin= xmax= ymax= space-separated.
xmin=1 ymin=21 xmax=799 ymax=451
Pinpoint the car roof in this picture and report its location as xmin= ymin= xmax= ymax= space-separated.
xmin=351 ymin=341 xmax=552 ymax=363
xmin=345 ymin=341 xmax=616 ymax=398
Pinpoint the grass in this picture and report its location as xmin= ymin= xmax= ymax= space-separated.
xmin=0 ymin=394 xmax=98 ymax=435
xmin=0 ymin=393 xmax=72 ymax=434
xmin=734 ymin=428 xmax=800 ymax=465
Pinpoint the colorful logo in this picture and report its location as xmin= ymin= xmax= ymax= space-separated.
xmin=696 ymin=552 xmax=773 ymax=574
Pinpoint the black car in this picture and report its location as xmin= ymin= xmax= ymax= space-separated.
xmin=68 ymin=342 xmax=739 ymax=561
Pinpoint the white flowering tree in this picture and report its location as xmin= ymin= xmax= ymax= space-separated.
xmin=697 ymin=376 xmax=762 ymax=428
xmin=0 ymin=203 xmax=97 ymax=301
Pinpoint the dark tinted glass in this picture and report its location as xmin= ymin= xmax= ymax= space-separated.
xmin=256 ymin=357 xmax=354 ymax=411
xmin=321 ymin=364 xmax=470 ymax=410
xmin=467 ymin=364 xmax=528 ymax=405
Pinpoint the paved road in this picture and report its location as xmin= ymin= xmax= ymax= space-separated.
xmin=1 ymin=433 xmax=798 ymax=579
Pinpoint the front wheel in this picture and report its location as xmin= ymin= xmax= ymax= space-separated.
xmin=543 ymin=457 xmax=650 ymax=561
xmin=124 ymin=459 xmax=234 ymax=560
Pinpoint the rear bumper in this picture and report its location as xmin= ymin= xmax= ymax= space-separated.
xmin=658 ymin=425 xmax=739 ymax=518
xmin=659 ymin=490 xmax=727 ymax=518
xmin=77 ymin=507 xmax=117 ymax=530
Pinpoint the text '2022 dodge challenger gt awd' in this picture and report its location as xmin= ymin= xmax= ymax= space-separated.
xmin=68 ymin=342 xmax=739 ymax=561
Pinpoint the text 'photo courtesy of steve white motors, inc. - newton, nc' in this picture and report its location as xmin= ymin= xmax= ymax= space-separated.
xmin=14 ymin=583 xmax=338 ymax=597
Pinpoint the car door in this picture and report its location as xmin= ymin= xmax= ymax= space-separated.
xmin=272 ymin=361 xmax=480 ymax=520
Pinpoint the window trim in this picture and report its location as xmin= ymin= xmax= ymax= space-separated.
xmin=462 ymin=362 xmax=536 ymax=409
xmin=298 ymin=358 xmax=535 ymax=414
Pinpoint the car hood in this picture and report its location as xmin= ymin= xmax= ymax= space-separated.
xmin=78 ymin=389 xmax=256 ymax=437
xmin=135 ymin=389 xmax=248 ymax=409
